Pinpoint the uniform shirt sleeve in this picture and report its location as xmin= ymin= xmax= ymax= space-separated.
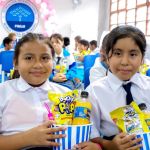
xmin=86 ymin=85 xmax=101 ymax=139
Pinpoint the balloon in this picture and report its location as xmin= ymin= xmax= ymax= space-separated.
xmin=35 ymin=0 xmax=41 ymax=4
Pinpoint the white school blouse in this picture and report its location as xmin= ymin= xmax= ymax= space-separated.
xmin=0 ymin=77 xmax=70 ymax=135
xmin=87 ymin=71 xmax=150 ymax=139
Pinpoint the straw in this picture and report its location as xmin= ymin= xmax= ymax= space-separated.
xmin=44 ymin=102 xmax=54 ymax=120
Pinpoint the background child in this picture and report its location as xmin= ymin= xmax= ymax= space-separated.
xmin=81 ymin=25 xmax=150 ymax=150
xmin=49 ymin=33 xmax=77 ymax=90
xmin=89 ymin=33 xmax=109 ymax=83
xmin=0 ymin=33 xmax=69 ymax=150
xmin=74 ymin=39 xmax=90 ymax=86
xmin=89 ymin=40 xmax=99 ymax=55
xmin=0 ymin=37 xmax=14 ymax=52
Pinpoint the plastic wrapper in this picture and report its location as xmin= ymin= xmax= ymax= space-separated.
xmin=48 ymin=90 xmax=78 ymax=125
xmin=110 ymin=101 xmax=149 ymax=134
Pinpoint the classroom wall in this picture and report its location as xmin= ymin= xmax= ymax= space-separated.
xmin=0 ymin=0 xmax=110 ymax=46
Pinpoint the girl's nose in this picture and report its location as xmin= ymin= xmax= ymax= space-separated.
xmin=33 ymin=59 xmax=43 ymax=68
xmin=120 ymin=55 xmax=129 ymax=65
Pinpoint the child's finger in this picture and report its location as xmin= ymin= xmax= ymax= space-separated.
xmin=120 ymin=134 xmax=136 ymax=144
xmin=124 ymin=137 xmax=143 ymax=148
xmin=44 ymin=120 xmax=56 ymax=127
xmin=47 ymin=133 xmax=66 ymax=140
xmin=45 ymin=140 xmax=61 ymax=147
xmin=117 ymin=132 xmax=128 ymax=138
xmin=46 ymin=126 xmax=67 ymax=133
xmin=127 ymin=143 xmax=143 ymax=150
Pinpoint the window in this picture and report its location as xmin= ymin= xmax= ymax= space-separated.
xmin=110 ymin=0 xmax=150 ymax=36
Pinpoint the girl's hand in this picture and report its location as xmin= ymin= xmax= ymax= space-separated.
xmin=73 ymin=141 xmax=102 ymax=150
xmin=25 ymin=120 xmax=66 ymax=147
xmin=77 ymin=55 xmax=84 ymax=62
xmin=112 ymin=132 xmax=143 ymax=150
xmin=53 ymin=73 xmax=67 ymax=82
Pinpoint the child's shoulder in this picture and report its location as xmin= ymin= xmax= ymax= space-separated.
xmin=49 ymin=81 xmax=71 ymax=93
xmin=89 ymin=76 xmax=108 ymax=88
xmin=0 ymin=78 xmax=18 ymax=89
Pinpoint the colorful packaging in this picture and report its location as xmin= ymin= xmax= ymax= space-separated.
xmin=138 ymin=103 xmax=150 ymax=129
xmin=48 ymin=90 xmax=78 ymax=125
xmin=72 ymin=91 xmax=92 ymax=125
xmin=55 ymin=65 xmax=67 ymax=74
xmin=110 ymin=101 xmax=149 ymax=134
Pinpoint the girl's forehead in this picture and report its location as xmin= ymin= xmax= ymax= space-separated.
xmin=19 ymin=41 xmax=51 ymax=53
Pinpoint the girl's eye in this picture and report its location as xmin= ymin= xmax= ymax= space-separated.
xmin=42 ymin=56 xmax=51 ymax=61
xmin=25 ymin=56 xmax=32 ymax=60
xmin=113 ymin=51 xmax=121 ymax=56
xmin=130 ymin=53 xmax=137 ymax=57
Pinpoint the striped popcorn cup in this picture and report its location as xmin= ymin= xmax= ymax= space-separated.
xmin=136 ymin=132 xmax=150 ymax=150
xmin=53 ymin=123 xmax=92 ymax=150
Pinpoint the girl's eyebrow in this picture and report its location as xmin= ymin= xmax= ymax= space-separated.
xmin=130 ymin=49 xmax=140 ymax=52
xmin=113 ymin=48 xmax=122 ymax=51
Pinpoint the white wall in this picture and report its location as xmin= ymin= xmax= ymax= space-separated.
xmin=0 ymin=0 xmax=110 ymax=45
xmin=51 ymin=0 xmax=99 ymax=42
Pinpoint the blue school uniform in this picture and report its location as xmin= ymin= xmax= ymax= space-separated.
xmin=49 ymin=48 xmax=77 ymax=90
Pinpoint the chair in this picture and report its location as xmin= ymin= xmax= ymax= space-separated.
xmin=83 ymin=53 xmax=100 ymax=89
xmin=0 ymin=51 xmax=14 ymax=82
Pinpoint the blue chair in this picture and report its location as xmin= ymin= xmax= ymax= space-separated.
xmin=146 ymin=68 xmax=150 ymax=76
xmin=83 ymin=53 xmax=100 ymax=89
xmin=0 ymin=51 xmax=14 ymax=82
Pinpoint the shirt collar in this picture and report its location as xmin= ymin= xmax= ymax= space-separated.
xmin=55 ymin=49 xmax=64 ymax=58
xmin=17 ymin=77 xmax=50 ymax=92
xmin=108 ymin=71 xmax=145 ymax=92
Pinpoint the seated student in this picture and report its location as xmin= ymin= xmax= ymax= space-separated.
xmin=89 ymin=40 xmax=99 ymax=55
xmin=63 ymin=36 xmax=70 ymax=51
xmin=8 ymin=32 xmax=17 ymax=48
xmin=77 ymin=25 xmax=150 ymax=150
xmin=74 ymin=39 xmax=90 ymax=85
xmin=0 ymin=33 xmax=69 ymax=150
xmin=49 ymin=33 xmax=77 ymax=90
xmin=74 ymin=35 xmax=82 ymax=52
xmin=89 ymin=34 xmax=109 ymax=84
xmin=0 ymin=37 xmax=14 ymax=52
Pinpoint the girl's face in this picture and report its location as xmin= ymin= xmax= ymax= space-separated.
xmin=50 ymin=37 xmax=63 ymax=54
xmin=78 ymin=44 xmax=88 ymax=52
xmin=15 ymin=40 xmax=52 ymax=86
xmin=107 ymin=37 xmax=143 ymax=81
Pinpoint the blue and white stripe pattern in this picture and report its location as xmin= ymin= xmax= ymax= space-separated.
xmin=53 ymin=123 xmax=92 ymax=150
xmin=136 ymin=132 xmax=150 ymax=150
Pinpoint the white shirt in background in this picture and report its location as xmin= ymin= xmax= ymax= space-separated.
xmin=89 ymin=57 xmax=107 ymax=83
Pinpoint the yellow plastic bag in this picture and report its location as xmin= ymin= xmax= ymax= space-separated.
xmin=48 ymin=90 xmax=78 ymax=125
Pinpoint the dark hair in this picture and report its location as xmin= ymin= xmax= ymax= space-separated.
xmin=49 ymin=33 xmax=64 ymax=57
xmin=105 ymin=25 xmax=146 ymax=57
xmin=63 ymin=37 xmax=70 ymax=47
xmin=49 ymin=33 xmax=64 ymax=42
xmin=79 ymin=39 xmax=89 ymax=48
xmin=12 ymin=33 xmax=49 ymax=79
xmin=3 ymin=37 xmax=13 ymax=47
xmin=74 ymin=35 xmax=81 ymax=42
xmin=90 ymin=40 xmax=97 ymax=47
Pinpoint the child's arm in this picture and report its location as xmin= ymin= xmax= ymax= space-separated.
xmin=0 ymin=120 xmax=66 ymax=150
xmin=91 ymin=133 xmax=143 ymax=150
